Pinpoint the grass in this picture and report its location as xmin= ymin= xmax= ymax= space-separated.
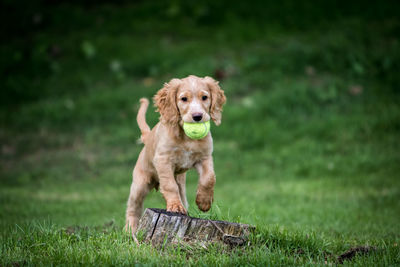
xmin=1 ymin=0 xmax=400 ymax=265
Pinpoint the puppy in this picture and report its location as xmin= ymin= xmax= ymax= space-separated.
xmin=125 ymin=75 xmax=226 ymax=233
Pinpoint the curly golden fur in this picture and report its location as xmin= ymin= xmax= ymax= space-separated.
xmin=125 ymin=75 xmax=226 ymax=233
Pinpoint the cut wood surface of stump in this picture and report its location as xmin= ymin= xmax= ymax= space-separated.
xmin=137 ymin=208 xmax=254 ymax=247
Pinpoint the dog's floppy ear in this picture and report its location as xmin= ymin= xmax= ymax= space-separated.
xmin=204 ymin=76 xmax=226 ymax=126
xmin=154 ymin=78 xmax=182 ymax=126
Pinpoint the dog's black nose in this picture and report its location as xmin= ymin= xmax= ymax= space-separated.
xmin=192 ymin=113 xmax=203 ymax=122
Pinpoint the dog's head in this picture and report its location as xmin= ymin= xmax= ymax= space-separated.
xmin=154 ymin=75 xmax=226 ymax=129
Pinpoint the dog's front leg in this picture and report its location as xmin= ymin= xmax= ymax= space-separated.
xmin=154 ymin=157 xmax=187 ymax=214
xmin=195 ymin=156 xmax=216 ymax=212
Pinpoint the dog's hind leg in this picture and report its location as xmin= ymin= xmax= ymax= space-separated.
xmin=125 ymin=164 xmax=153 ymax=234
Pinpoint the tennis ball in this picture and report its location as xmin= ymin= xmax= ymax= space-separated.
xmin=183 ymin=120 xmax=210 ymax=140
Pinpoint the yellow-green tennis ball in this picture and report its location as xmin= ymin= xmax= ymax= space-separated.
xmin=183 ymin=121 xmax=210 ymax=140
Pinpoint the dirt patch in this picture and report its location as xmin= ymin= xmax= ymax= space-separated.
xmin=337 ymin=246 xmax=376 ymax=264
xmin=222 ymin=234 xmax=248 ymax=248
xmin=64 ymin=220 xmax=115 ymax=235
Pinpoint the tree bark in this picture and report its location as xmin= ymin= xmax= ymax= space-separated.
xmin=136 ymin=208 xmax=254 ymax=247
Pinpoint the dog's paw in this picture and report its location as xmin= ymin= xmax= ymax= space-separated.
xmin=167 ymin=201 xmax=187 ymax=215
xmin=196 ymin=191 xmax=213 ymax=212
xmin=125 ymin=216 xmax=138 ymax=234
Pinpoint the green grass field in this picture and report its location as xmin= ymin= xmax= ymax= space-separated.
xmin=1 ymin=1 xmax=400 ymax=265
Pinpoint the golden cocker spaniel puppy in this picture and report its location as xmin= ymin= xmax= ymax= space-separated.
xmin=125 ymin=75 xmax=226 ymax=233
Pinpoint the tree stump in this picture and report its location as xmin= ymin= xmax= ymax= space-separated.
xmin=136 ymin=208 xmax=254 ymax=247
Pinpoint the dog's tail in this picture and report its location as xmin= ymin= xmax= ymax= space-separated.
xmin=137 ymin=98 xmax=151 ymax=144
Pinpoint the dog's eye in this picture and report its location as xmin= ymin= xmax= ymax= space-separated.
xmin=181 ymin=97 xmax=188 ymax=102
xmin=202 ymin=95 xmax=208 ymax=101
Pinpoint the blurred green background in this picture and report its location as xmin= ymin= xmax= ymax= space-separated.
xmin=1 ymin=0 xmax=400 ymax=265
